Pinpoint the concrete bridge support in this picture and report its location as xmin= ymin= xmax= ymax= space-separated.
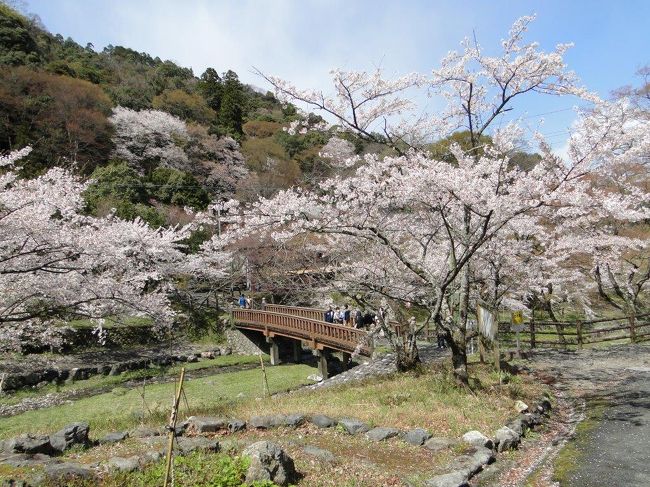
xmin=267 ymin=337 xmax=280 ymax=366
xmin=315 ymin=349 xmax=331 ymax=380
xmin=266 ymin=336 xmax=305 ymax=365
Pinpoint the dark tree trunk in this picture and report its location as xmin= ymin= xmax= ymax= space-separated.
xmin=446 ymin=328 xmax=469 ymax=385
xmin=394 ymin=332 xmax=421 ymax=371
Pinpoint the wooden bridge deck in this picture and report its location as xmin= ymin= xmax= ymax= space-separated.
xmin=232 ymin=308 xmax=372 ymax=356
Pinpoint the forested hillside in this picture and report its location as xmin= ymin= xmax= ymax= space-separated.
xmin=0 ymin=3 xmax=352 ymax=226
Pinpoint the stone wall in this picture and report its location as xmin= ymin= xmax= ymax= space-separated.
xmin=225 ymin=328 xmax=267 ymax=356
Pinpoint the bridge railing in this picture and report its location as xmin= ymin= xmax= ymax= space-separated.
xmin=232 ymin=309 xmax=372 ymax=356
xmin=262 ymin=304 xmax=324 ymax=321
xmin=262 ymin=303 xmax=414 ymax=337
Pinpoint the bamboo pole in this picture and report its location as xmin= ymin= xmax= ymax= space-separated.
xmin=163 ymin=367 xmax=186 ymax=487
xmin=259 ymin=354 xmax=270 ymax=397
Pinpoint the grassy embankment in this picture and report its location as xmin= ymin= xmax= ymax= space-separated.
xmin=0 ymin=357 xmax=549 ymax=486
xmin=0 ymin=354 xmax=265 ymax=407
xmin=0 ymin=362 xmax=314 ymax=439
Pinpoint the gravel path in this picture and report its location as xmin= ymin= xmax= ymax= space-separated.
xmin=563 ymin=372 xmax=650 ymax=486
xmin=481 ymin=343 xmax=650 ymax=487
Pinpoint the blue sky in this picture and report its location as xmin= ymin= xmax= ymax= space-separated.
xmin=24 ymin=0 xmax=650 ymax=151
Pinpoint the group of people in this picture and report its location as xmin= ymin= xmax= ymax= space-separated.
xmin=323 ymin=304 xmax=376 ymax=329
xmin=237 ymin=294 xmax=252 ymax=309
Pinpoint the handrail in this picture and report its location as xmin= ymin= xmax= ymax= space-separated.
xmin=263 ymin=304 xmax=324 ymax=321
xmin=232 ymin=309 xmax=372 ymax=356
xmin=263 ymin=303 xmax=407 ymax=336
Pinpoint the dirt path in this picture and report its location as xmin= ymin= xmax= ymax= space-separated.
xmin=478 ymin=343 xmax=650 ymax=487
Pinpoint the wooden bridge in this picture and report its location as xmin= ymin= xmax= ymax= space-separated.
xmin=231 ymin=304 xmax=373 ymax=379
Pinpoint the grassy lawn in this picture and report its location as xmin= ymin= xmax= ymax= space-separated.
xmin=0 ymin=363 xmax=315 ymax=439
xmin=67 ymin=316 xmax=153 ymax=329
xmin=1 ymin=354 xmax=267 ymax=407
xmin=229 ymin=361 xmax=547 ymax=438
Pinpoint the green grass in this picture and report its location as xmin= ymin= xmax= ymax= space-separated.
xmin=109 ymin=452 xmax=277 ymax=487
xmin=67 ymin=316 xmax=153 ymax=329
xmin=229 ymin=362 xmax=547 ymax=438
xmin=0 ymin=363 xmax=315 ymax=439
xmin=1 ymin=452 xmax=279 ymax=487
xmin=1 ymin=354 xmax=266 ymax=407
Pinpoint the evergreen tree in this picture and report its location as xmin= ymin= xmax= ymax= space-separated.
xmin=219 ymin=69 xmax=245 ymax=137
xmin=198 ymin=67 xmax=223 ymax=112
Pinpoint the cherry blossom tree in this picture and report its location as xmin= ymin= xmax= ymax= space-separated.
xmin=472 ymin=98 xmax=650 ymax=338
xmin=217 ymin=16 xmax=646 ymax=384
xmin=0 ymin=147 xmax=231 ymax=352
xmin=109 ymin=106 xmax=190 ymax=171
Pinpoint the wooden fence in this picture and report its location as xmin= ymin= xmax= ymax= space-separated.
xmin=498 ymin=313 xmax=650 ymax=350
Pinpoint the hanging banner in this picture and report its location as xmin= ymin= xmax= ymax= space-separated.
xmin=477 ymin=304 xmax=497 ymax=341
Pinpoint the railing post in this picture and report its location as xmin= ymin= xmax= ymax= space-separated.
xmin=529 ymin=318 xmax=536 ymax=349
xmin=576 ymin=320 xmax=583 ymax=350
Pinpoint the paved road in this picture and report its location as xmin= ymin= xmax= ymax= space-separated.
xmin=562 ymin=369 xmax=650 ymax=487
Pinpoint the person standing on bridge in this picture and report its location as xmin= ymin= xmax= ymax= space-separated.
xmin=354 ymin=308 xmax=363 ymax=328
xmin=324 ymin=307 xmax=334 ymax=323
xmin=343 ymin=304 xmax=351 ymax=326
xmin=238 ymin=294 xmax=246 ymax=308
xmin=334 ymin=306 xmax=343 ymax=324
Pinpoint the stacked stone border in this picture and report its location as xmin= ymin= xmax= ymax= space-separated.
xmin=0 ymin=346 xmax=233 ymax=393
xmin=0 ymin=395 xmax=553 ymax=486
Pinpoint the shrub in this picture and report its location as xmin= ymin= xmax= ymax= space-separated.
xmin=152 ymin=89 xmax=216 ymax=124
xmin=242 ymin=120 xmax=282 ymax=138
xmin=148 ymin=167 xmax=210 ymax=210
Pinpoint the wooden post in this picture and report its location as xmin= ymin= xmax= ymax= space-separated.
xmin=292 ymin=341 xmax=301 ymax=363
xmin=494 ymin=341 xmax=501 ymax=374
xmin=629 ymin=314 xmax=637 ymax=343
xmin=163 ymin=367 xmax=186 ymax=487
xmin=576 ymin=320 xmax=583 ymax=349
xmin=529 ymin=318 xmax=536 ymax=349
xmin=267 ymin=337 xmax=280 ymax=365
